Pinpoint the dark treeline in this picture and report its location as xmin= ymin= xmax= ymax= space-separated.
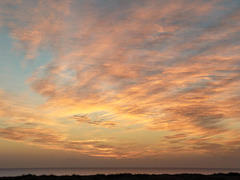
xmin=1 ymin=173 xmax=240 ymax=180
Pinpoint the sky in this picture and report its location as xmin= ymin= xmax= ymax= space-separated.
xmin=0 ymin=0 xmax=240 ymax=168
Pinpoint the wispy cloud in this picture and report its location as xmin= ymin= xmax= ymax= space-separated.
xmin=69 ymin=114 xmax=118 ymax=127
xmin=0 ymin=0 xmax=240 ymax=159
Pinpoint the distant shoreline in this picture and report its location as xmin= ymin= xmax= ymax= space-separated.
xmin=1 ymin=173 xmax=240 ymax=179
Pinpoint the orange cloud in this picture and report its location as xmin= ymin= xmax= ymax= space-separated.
xmin=1 ymin=0 xmax=240 ymax=159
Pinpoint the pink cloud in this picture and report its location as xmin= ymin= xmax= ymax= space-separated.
xmin=1 ymin=0 xmax=240 ymax=158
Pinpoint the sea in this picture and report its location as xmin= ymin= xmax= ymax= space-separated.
xmin=1 ymin=168 xmax=240 ymax=177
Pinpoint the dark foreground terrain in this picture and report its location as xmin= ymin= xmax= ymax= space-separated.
xmin=1 ymin=173 xmax=240 ymax=180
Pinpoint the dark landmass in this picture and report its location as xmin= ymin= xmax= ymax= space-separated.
xmin=1 ymin=173 xmax=240 ymax=180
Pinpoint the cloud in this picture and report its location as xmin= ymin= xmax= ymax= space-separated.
xmin=0 ymin=90 xmax=51 ymax=125
xmin=1 ymin=0 xmax=240 ymax=158
xmin=69 ymin=114 xmax=118 ymax=128
xmin=0 ymin=125 xmax=118 ymax=157
xmin=0 ymin=0 xmax=71 ymax=60
xmin=165 ymin=133 xmax=186 ymax=140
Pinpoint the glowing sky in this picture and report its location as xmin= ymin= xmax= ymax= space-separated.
xmin=0 ymin=0 xmax=240 ymax=168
